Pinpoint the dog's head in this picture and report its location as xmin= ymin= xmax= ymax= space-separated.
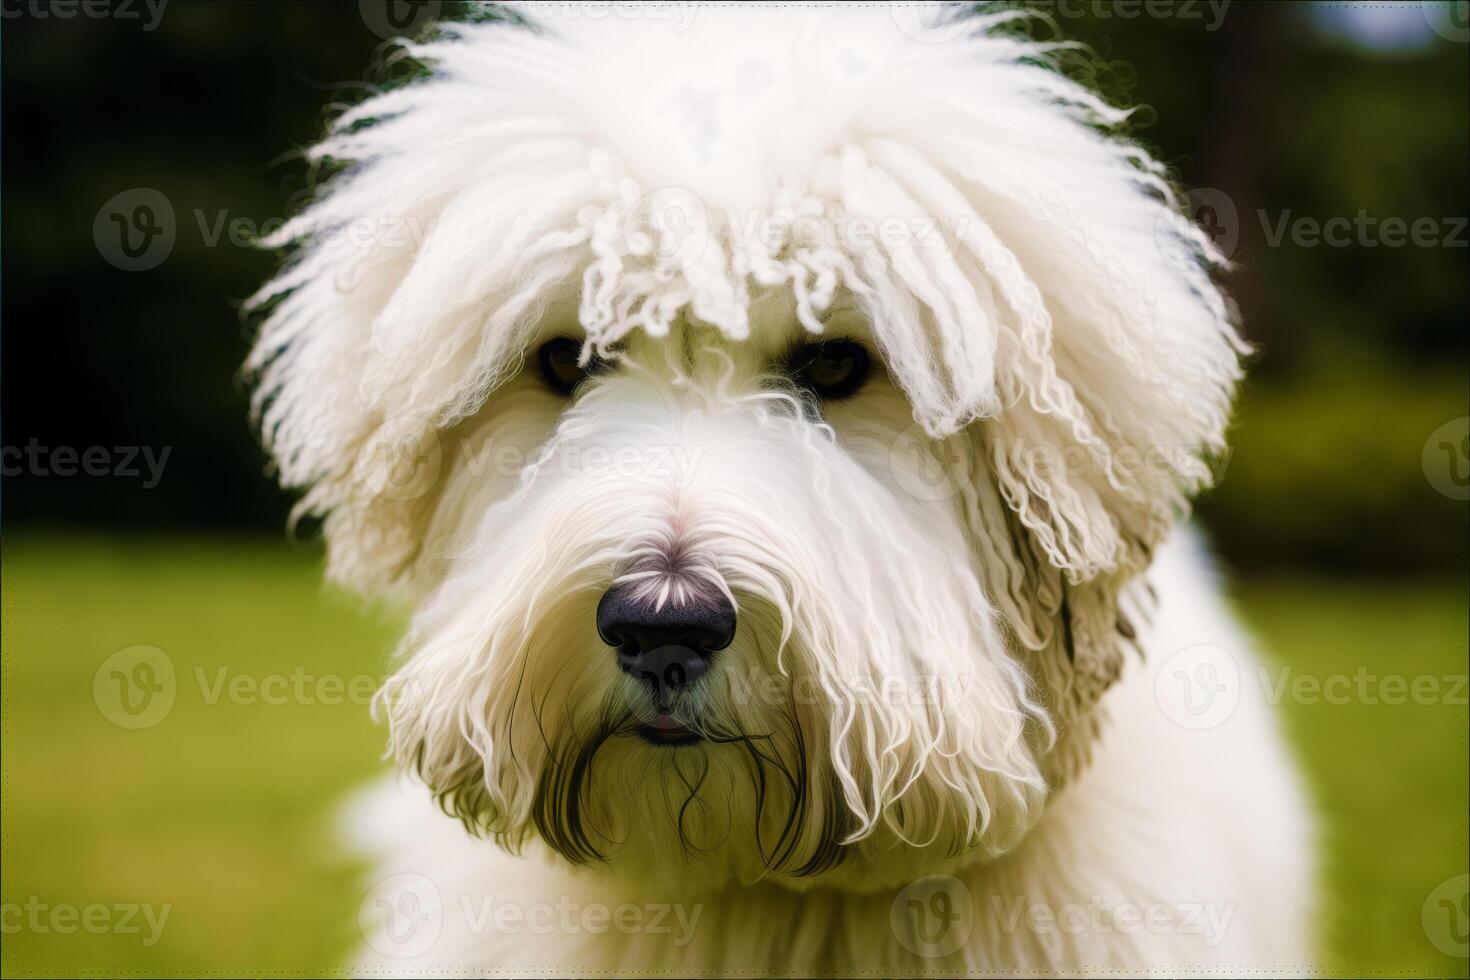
xmin=249 ymin=4 xmax=1242 ymax=890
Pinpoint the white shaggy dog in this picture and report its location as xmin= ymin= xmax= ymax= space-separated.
xmin=248 ymin=3 xmax=1314 ymax=974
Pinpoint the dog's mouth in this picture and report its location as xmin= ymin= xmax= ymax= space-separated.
xmin=634 ymin=712 xmax=702 ymax=747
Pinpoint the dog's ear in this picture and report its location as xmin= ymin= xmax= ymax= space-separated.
xmin=789 ymin=36 xmax=1248 ymax=788
xmin=960 ymin=436 xmax=1172 ymax=787
xmin=923 ymin=163 xmax=1245 ymax=787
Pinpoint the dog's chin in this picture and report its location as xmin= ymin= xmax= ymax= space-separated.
xmin=515 ymin=688 xmax=1027 ymax=895
xmin=516 ymin=688 xmax=826 ymax=888
xmin=530 ymin=730 xmax=1016 ymax=896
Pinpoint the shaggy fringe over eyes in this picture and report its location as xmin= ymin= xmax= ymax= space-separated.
xmin=243 ymin=3 xmax=1243 ymax=603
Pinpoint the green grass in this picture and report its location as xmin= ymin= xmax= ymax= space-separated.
xmin=1 ymin=536 xmax=399 ymax=976
xmin=1 ymin=537 xmax=1466 ymax=977
xmin=1227 ymin=574 xmax=1469 ymax=977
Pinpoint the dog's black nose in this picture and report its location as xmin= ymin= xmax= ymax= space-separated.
xmin=596 ymin=584 xmax=735 ymax=698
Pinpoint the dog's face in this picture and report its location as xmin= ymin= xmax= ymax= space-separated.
xmin=379 ymin=305 xmax=1050 ymax=888
xmin=248 ymin=7 xmax=1242 ymax=891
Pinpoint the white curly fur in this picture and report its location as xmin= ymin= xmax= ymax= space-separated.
xmin=248 ymin=3 xmax=1311 ymax=973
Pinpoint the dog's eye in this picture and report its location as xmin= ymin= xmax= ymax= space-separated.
xmin=537 ymin=338 xmax=596 ymax=395
xmin=789 ymin=339 xmax=870 ymax=399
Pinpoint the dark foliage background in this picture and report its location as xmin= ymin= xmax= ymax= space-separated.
xmin=2 ymin=1 xmax=1467 ymax=563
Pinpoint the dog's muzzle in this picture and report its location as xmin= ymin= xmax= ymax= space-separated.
xmin=596 ymin=583 xmax=735 ymax=703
